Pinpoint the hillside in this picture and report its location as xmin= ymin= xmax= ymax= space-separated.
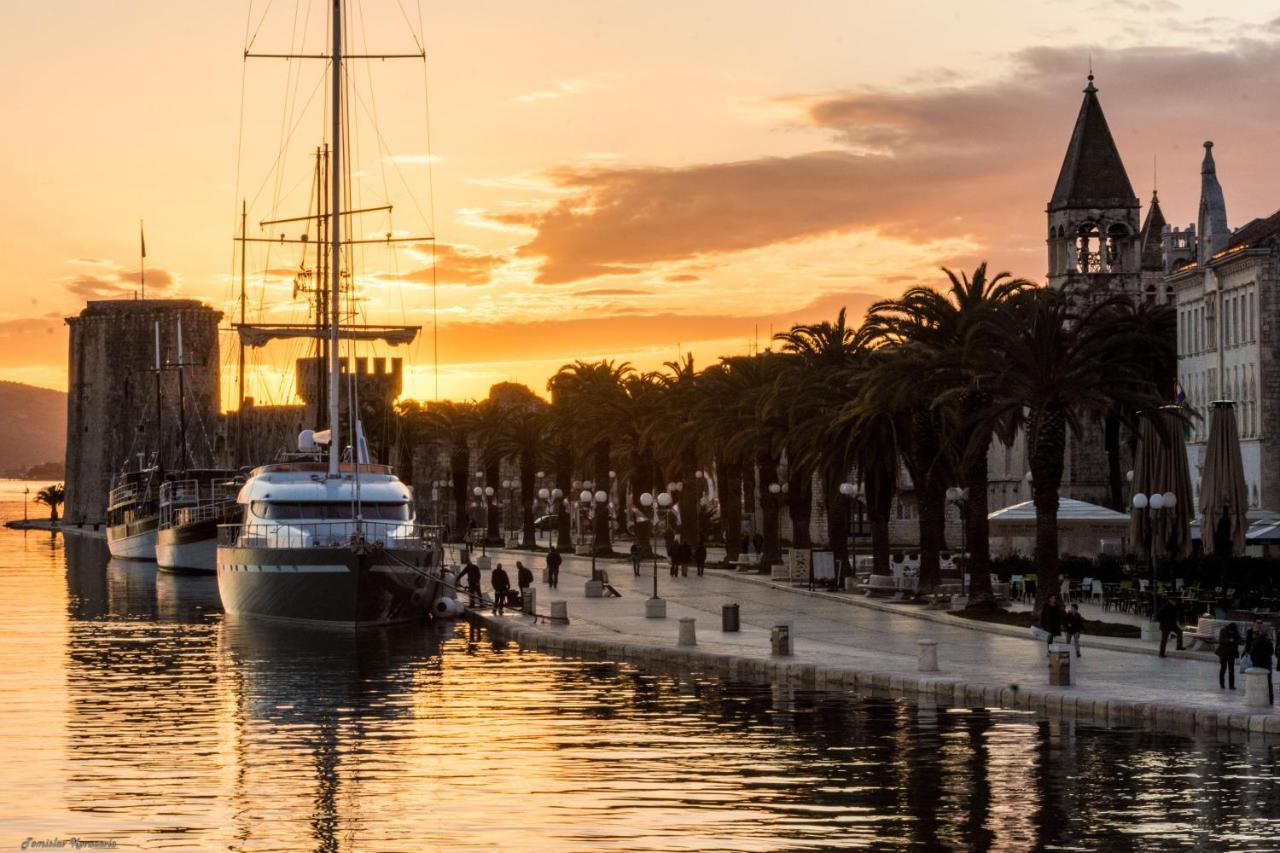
xmin=0 ymin=382 xmax=66 ymax=475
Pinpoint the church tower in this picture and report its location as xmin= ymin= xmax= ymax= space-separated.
xmin=1197 ymin=140 xmax=1229 ymax=263
xmin=1047 ymin=74 xmax=1142 ymax=300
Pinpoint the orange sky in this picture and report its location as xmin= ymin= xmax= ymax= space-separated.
xmin=4 ymin=1 xmax=1280 ymax=404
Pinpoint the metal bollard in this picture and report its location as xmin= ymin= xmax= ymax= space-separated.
xmin=523 ymin=588 xmax=536 ymax=616
xmin=771 ymin=623 xmax=792 ymax=657
xmin=678 ymin=617 xmax=697 ymax=646
xmin=550 ymin=600 xmax=568 ymax=623
xmin=722 ymin=603 xmax=740 ymax=632
xmin=1245 ymin=667 xmax=1272 ymax=708
xmin=584 ymin=579 xmax=604 ymax=598
xmin=1048 ymin=644 xmax=1072 ymax=686
xmin=917 ymin=639 xmax=939 ymax=672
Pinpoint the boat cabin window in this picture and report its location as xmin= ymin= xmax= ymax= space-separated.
xmin=251 ymin=501 xmax=412 ymax=521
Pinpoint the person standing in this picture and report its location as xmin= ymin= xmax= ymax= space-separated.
xmin=462 ymin=553 xmax=482 ymax=607
xmin=740 ymin=532 xmax=751 ymax=557
xmin=694 ymin=541 xmax=707 ymax=577
xmin=1063 ymin=603 xmax=1084 ymax=658
xmin=491 ymin=562 xmax=511 ymax=616
xmin=516 ymin=560 xmax=533 ymax=602
xmin=669 ymin=536 xmax=681 ymax=578
xmin=1156 ymin=598 xmax=1185 ymax=657
xmin=546 ymin=546 xmax=562 ymax=590
xmin=1217 ymin=622 xmax=1241 ymax=690
xmin=1039 ymin=593 xmax=1065 ymax=653
xmin=1246 ymin=619 xmax=1275 ymax=705
xmin=630 ymin=542 xmax=641 ymax=577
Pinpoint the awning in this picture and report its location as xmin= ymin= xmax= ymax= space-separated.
xmin=988 ymin=498 xmax=1132 ymax=538
xmin=234 ymin=323 xmax=419 ymax=348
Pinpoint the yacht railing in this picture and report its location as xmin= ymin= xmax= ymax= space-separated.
xmin=160 ymin=478 xmax=241 ymax=527
xmin=218 ymin=520 xmax=440 ymax=550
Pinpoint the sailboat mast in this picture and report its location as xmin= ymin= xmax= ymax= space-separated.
xmin=237 ymin=200 xmax=247 ymax=467
xmin=177 ymin=320 xmax=188 ymax=470
xmin=327 ymin=0 xmax=343 ymax=477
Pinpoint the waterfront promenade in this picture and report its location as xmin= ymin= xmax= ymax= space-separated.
xmin=473 ymin=547 xmax=1280 ymax=738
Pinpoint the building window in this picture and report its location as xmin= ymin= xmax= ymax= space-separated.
xmin=1250 ymin=291 xmax=1256 ymax=341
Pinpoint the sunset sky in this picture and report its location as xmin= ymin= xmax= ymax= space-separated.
xmin=4 ymin=0 xmax=1280 ymax=405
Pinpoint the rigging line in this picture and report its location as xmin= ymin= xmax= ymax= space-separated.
xmin=244 ymin=71 xmax=328 ymax=212
xmin=346 ymin=86 xmax=432 ymax=227
xmin=245 ymin=0 xmax=278 ymax=52
xmin=266 ymin=0 xmax=308 ymax=234
xmin=393 ymin=0 xmax=424 ymax=53
xmin=417 ymin=0 xmax=439 ymax=400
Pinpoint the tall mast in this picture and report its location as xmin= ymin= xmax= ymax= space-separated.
xmin=237 ymin=200 xmax=247 ymax=467
xmin=176 ymin=319 xmax=188 ymax=469
xmin=153 ymin=321 xmax=163 ymax=474
xmin=327 ymin=0 xmax=342 ymax=477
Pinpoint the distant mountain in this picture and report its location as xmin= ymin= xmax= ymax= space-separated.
xmin=0 ymin=382 xmax=66 ymax=474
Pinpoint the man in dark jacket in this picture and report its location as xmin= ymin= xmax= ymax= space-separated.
xmin=629 ymin=542 xmax=642 ymax=576
xmin=694 ymin=542 xmax=707 ymax=577
xmin=491 ymin=563 xmax=511 ymax=616
xmin=546 ymin=546 xmax=562 ymax=589
xmin=1040 ymin=593 xmax=1065 ymax=653
xmin=1246 ymin=619 xmax=1275 ymax=704
xmin=516 ymin=561 xmax=534 ymax=602
xmin=1063 ymin=603 xmax=1084 ymax=658
xmin=1218 ymin=622 xmax=1241 ymax=690
xmin=1156 ymin=598 xmax=1184 ymax=657
xmin=462 ymin=554 xmax=482 ymax=606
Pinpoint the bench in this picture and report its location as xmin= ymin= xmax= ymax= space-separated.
xmin=730 ymin=554 xmax=765 ymax=573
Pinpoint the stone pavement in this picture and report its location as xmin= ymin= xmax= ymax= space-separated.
xmin=469 ymin=547 xmax=1280 ymax=738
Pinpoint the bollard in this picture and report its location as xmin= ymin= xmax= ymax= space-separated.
xmin=645 ymin=597 xmax=667 ymax=619
xmin=1140 ymin=621 xmax=1160 ymax=642
xmin=1245 ymin=667 xmax=1272 ymax=708
xmin=549 ymin=600 xmax=568 ymax=623
xmin=844 ymin=576 xmax=858 ymax=593
xmin=917 ymin=639 xmax=939 ymax=672
xmin=771 ymin=623 xmax=792 ymax=657
xmin=541 ymin=568 xmax=549 ymax=584
xmin=722 ymin=603 xmax=740 ymax=632
xmin=523 ymin=588 xmax=536 ymax=616
xmin=584 ymin=579 xmax=604 ymax=598
xmin=1048 ymin=643 xmax=1072 ymax=686
xmin=477 ymin=555 xmax=492 ymax=571
xmin=677 ymin=617 xmax=697 ymax=646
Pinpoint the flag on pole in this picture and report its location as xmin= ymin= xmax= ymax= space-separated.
xmin=140 ymin=221 xmax=146 ymax=259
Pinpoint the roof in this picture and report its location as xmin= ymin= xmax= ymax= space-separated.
xmin=1139 ymin=191 xmax=1166 ymax=271
xmin=1226 ymin=209 xmax=1280 ymax=251
xmin=988 ymin=497 xmax=1131 ymax=538
xmin=1049 ymin=76 xmax=1139 ymax=212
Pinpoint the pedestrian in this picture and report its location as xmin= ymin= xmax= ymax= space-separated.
xmin=491 ymin=562 xmax=511 ymax=616
xmin=546 ymin=545 xmax=562 ymax=590
xmin=752 ymin=532 xmax=764 ymax=555
xmin=670 ymin=535 xmax=681 ymax=578
xmin=462 ymin=553 xmax=482 ymax=607
xmin=1063 ymin=602 xmax=1084 ymax=658
xmin=1039 ymin=593 xmax=1065 ymax=653
xmin=1245 ymin=619 xmax=1275 ymax=705
xmin=694 ymin=541 xmax=707 ymax=577
xmin=517 ymin=560 xmax=533 ymax=601
xmin=1156 ymin=597 xmax=1185 ymax=657
xmin=740 ymin=532 xmax=751 ymax=556
xmin=630 ymin=542 xmax=641 ymax=577
xmin=1217 ymin=622 xmax=1241 ymax=690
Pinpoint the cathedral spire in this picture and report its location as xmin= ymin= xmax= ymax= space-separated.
xmin=1197 ymin=140 xmax=1229 ymax=262
xmin=1049 ymin=74 xmax=1138 ymax=212
xmin=1139 ymin=190 xmax=1166 ymax=271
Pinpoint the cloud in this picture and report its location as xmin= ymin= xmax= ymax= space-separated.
xmin=386 ymin=243 xmax=507 ymax=287
xmin=383 ymin=153 xmax=441 ymax=165
xmin=515 ymin=77 xmax=609 ymax=104
xmin=664 ymin=274 xmax=700 ymax=283
xmin=500 ymin=39 xmax=1280 ymax=285
xmin=575 ymin=288 xmax=651 ymax=297
xmin=66 ymin=268 xmax=177 ymax=299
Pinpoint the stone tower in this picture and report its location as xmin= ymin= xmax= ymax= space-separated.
xmin=1046 ymin=74 xmax=1142 ymax=302
xmin=1197 ymin=141 xmax=1230 ymax=263
xmin=64 ymin=300 xmax=222 ymax=524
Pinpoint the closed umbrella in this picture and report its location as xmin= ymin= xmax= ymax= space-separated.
xmin=1199 ymin=400 xmax=1248 ymax=557
xmin=1130 ymin=406 xmax=1193 ymax=612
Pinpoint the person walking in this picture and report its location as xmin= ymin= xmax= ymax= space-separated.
xmin=1246 ymin=619 xmax=1275 ymax=705
xmin=491 ymin=562 xmax=511 ymax=616
xmin=1063 ymin=603 xmax=1084 ymax=658
xmin=1217 ymin=622 xmax=1241 ymax=690
xmin=462 ymin=553 xmax=482 ymax=607
xmin=1039 ymin=593 xmax=1065 ymax=654
xmin=740 ymin=532 xmax=751 ymax=557
xmin=752 ymin=532 xmax=764 ymax=555
xmin=1156 ymin=598 xmax=1185 ymax=657
xmin=694 ymin=541 xmax=707 ymax=577
xmin=516 ymin=560 xmax=533 ymax=603
xmin=630 ymin=542 xmax=641 ymax=577
xmin=546 ymin=546 xmax=562 ymax=590
xmin=669 ymin=535 xmax=681 ymax=578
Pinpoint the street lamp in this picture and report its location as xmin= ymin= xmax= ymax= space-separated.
xmin=581 ymin=488 xmax=608 ymax=580
xmin=640 ymin=491 xmax=673 ymax=616
xmin=1133 ymin=490 xmax=1177 ymax=616
xmin=23 ymin=486 xmax=29 ymax=523
xmin=502 ymin=479 xmax=512 ymax=542
xmin=839 ymin=481 xmax=865 ymax=586
xmin=472 ymin=485 xmax=486 ymax=554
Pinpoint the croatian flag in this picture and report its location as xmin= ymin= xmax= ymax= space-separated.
xmin=1173 ymin=379 xmax=1186 ymax=405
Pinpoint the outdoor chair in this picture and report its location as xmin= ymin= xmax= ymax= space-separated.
xmin=1090 ymin=579 xmax=1104 ymax=605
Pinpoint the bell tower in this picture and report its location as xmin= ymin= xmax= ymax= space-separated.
xmin=1046 ymin=74 xmax=1142 ymax=300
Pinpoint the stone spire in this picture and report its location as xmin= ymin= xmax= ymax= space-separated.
xmin=1139 ymin=190 xmax=1166 ymax=271
xmin=1049 ymin=74 xmax=1139 ymax=212
xmin=1197 ymin=141 xmax=1229 ymax=262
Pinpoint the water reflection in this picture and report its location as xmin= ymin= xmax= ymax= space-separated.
xmin=3 ymin=522 xmax=1280 ymax=850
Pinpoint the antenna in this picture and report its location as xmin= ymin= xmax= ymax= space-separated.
xmin=139 ymin=220 xmax=147 ymax=299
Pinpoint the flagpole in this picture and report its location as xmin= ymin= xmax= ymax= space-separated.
xmin=140 ymin=220 xmax=147 ymax=299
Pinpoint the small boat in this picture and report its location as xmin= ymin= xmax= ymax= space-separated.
xmin=106 ymin=466 xmax=162 ymax=560
xmin=156 ymin=471 xmax=243 ymax=573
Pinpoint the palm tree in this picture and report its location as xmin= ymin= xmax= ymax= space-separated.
xmin=36 ymin=483 xmax=64 ymax=523
xmin=492 ymin=394 xmax=549 ymax=549
xmin=422 ymin=400 xmax=477 ymax=541
xmin=976 ymin=287 xmax=1168 ymax=609
xmin=653 ymin=355 xmax=704 ymax=550
xmin=619 ymin=372 xmax=664 ymax=557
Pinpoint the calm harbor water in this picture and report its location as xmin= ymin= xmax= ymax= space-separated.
xmin=3 ymin=486 xmax=1280 ymax=850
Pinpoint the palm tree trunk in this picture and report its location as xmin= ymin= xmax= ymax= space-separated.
xmin=1029 ymin=406 xmax=1067 ymax=611
xmin=719 ymin=456 xmax=742 ymax=562
xmin=824 ymin=470 xmax=849 ymax=578
xmin=680 ymin=447 xmax=700 ymax=548
xmin=742 ymin=466 xmax=757 ymax=545
xmin=865 ymin=464 xmax=893 ymax=576
xmin=485 ymin=462 xmax=501 ymax=543
xmin=593 ymin=439 xmax=612 ymax=555
xmin=450 ymin=447 xmax=469 ymax=542
xmin=758 ymin=449 xmax=782 ymax=565
xmin=1104 ymin=413 xmax=1123 ymax=511
xmin=916 ymin=480 xmax=946 ymax=594
xmin=554 ymin=445 xmax=573 ymax=550
xmin=631 ymin=449 xmax=655 ymax=558
xmin=964 ymin=432 xmax=996 ymax=607
xmin=520 ymin=450 xmax=536 ymax=549
xmin=787 ymin=465 xmax=813 ymax=549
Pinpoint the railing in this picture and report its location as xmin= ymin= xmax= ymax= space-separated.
xmin=218 ymin=520 xmax=441 ymax=550
xmin=161 ymin=478 xmax=242 ymax=527
xmin=108 ymin=481 xmax=154 ymax=512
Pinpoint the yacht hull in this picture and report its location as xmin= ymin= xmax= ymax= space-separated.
xmin=216 ymin=544 xmax=442 ymax=628
xmin=156 ymin=519 xmax=219 ymax=573
xmin=107 ymin=518 xmax=158 ymax=561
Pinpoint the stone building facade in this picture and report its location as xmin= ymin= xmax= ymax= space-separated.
xmin=64 ymin=299 xmax=222 ymax=524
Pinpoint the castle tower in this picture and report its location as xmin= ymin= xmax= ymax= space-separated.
xmin=64 ymin=300 xmax=222 ymax=524
xmin=1197 ymin=141 xmax=1230 ymax=263
xmin=1138 ymin=190 xmax=1171 ymax=302
xmin=1047 ymin=74 xmax=1142 ymax=300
